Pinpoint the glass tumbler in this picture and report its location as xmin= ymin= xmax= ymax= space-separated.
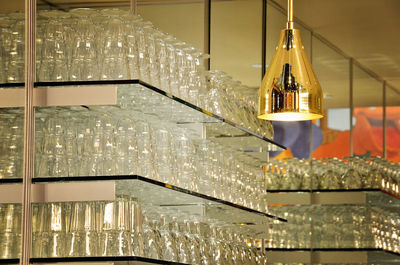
xmin=67 ymin=201 xmax=98 ymax=257
xmin=99 ymin=197 xmax=131 ymax=256
xmin=0 ymin=204 xmax=21 ymax=259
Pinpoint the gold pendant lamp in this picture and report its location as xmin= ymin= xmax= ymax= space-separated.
xmin=258 ymin=0 xmax=323 ymax=121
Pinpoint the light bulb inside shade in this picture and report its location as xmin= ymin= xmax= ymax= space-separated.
xmin=258 ymin=112 xmax=323 ymax=122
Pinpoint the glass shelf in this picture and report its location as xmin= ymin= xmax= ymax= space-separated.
xmin=0 ymin=83 xmax=24 ymax=88
xmin=267 ymin=188 xmax=382 ymax=193
xmin=266 ymin=189 xmax=400 ymax=207
xmin=29 ymin=256 xmax=190 ymax=264
xmin=0 ymin=178 xmax=22 ymax=184
xmin=265 ymin=248 xmax=400 ymax=264
xmin=266 ymin=202 xmax=400 ymax=254
xmin=0 ymin=79 xmax=286 ymax=155
xmin=32 ymin=175 xmax=286 ymax=237
xmin=265 ymin=248 xmax=400 ymax=255
xmin=0 ymin=259 xmax=19 ymax=264
xmin=32 ymin=80 xmax=285 ymax=157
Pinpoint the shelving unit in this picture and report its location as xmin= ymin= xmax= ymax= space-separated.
xmin=266 ymin=189 xmax=400 ymax=264
xmin=32 ymin=175 xmax=286 ymax=234
xmin=0 ymin=79 xmax=286 ymax=263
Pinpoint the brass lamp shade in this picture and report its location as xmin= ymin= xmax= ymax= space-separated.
xmin=258 ymin=1 xmax=323 ymax=121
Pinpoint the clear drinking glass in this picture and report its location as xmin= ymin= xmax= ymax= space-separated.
xmin=69 ymin=8 xmax=100 ymax=81
xmin=135 ymin=118 xmax=154 ymax=179
xmin=151 ymin=123 xmax=174 ymax=183
xmin=98 ymin=197 xmax=131 ymax=256
xmin=0 ymin=204 xmax=21 ymax=259
xmin=115 ymin=116 xmax=138 ymax=175
xmin=100 ymin=9 xmax=129 ymax=80
xmin=7 ymin=12 xmax=24 ymax=82
xmin=37 ymin=10 xmax=69 ymax=81
xmin=66 ymin=201 xmax=98 ymax=257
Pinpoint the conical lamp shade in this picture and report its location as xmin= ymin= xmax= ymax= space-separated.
xmin=258 ymin=28 xmax=323 ymax=121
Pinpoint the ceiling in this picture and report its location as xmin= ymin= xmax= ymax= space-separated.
xmin=274 ymin=0 xmax=400 ymax=107
xmin=275 ymin=0 xmax=400 ymax=92
xmin=1 ymin=0 xmax=399 ymax=108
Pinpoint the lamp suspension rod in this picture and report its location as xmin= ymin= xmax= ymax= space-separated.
xmin=130 ymin=0 xmax=137 ymax=15
xmin=287 ymin=0 xmax=294 ymax=29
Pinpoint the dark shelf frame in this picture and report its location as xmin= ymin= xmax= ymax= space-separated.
xmin=32 ymin=174 xmax=287 ymax=222
xmin=267 ymin=188 xmax=400 ymax=200
xmin=265 ymin=248 xmax=400 ymax=256
xmin=0 ymin=79 xmax=285 ymax=150
xmin=30 ymin=256 xmax=189 ymax=264
xmin=0 ymin=178 xmax=23 ymax=184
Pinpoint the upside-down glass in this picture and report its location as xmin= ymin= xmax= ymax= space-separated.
xmin=0 ymin=204 xmax=21 ymax=259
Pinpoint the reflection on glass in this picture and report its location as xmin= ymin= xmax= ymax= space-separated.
xmin=385 ymin=105 xmax=400 ymax=162
xmin=311 ymin=36 xmax=350 ymax=159
xmin=211 ymin=0 xmax=261 ymax=88
xmin=353 ymin=65 xmax=383 ymax=157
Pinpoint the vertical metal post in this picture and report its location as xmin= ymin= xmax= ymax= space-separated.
xmin=204 ymin=0 xmax=211 ymax=70
xmin=349 ymin=58 xmax=354 ymax=156
xmin=261 ymin=0 xmax=267 ymax=78
xmin=130 ymin=0 xmax=137 ymax=15
xmin=286 ymin=0 xmax=294 ymax=29
xmin=21 ymin=0 xmax=36 ymax=264
xmin=309 ymin=31 xmax=314 ymax=160
xmin=383 ymin=81 xmax=387 ymax=159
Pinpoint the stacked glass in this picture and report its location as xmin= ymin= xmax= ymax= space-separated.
xmin=265 ymin=206 xmax=311 ymax=249
xmin=34 ymin=106 xmax=268 ymax=213
xmin=29 ymin=199 xmax=267 ymax=264
xmin=0 ymin=109 xmax=24 ymax=179
xmin=267 ymin=205 xmax=400 ymax=253
xmin=139 ymin=207 xmax=268 ymax=264
xmin=0 ymin=203 xmax=21 ymax=259
xmin=266 ymin=157 xmax=399 ymax=195
xmin=32 ymin=196 xmax=139 ymax=258
xmin=0 ymin=12 xmax=25 ymax=83
xmin=0 ymin=8 xmax=273 ymax=139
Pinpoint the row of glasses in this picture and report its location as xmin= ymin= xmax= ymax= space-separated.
xmin=34 ymin=106 xmax=268 ymax=212
xmin=140 ymin=207 xmax=268 ymax=264
xmin=266 ymin=206 xmax=311 ymax=249
xmin=347 ymin=156 xmax=400 ymax=195
xmin=117 ymin=85 xmax=270 ymax=210
xmin=265 ymin=157 xmax=399 ymax=196
xmin=371 ymin=206 xmax=400 ymax=253
xmin=30 ymin=199 xmax=268 ymax=263
xmin=268 ymin=204 xmax=400 ymax=253
xmin=32 ymin=196 xmax=140 ymax=258
xmin=0 ymin=8 xmax=274 ymax=141
xmin=206 ymin=70 xmax=274 ymax=139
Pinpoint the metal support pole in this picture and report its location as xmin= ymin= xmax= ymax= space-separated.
xmin=309 ymin=31 xmax=314 ymax=160
xmin=20 ymin=0 xmax=36 ymax=264
xmin=349 ymin=58 xmax=354 ymax=156
xmin=204 ymin=0 xmax=211 ymax=70
xmin=261 ymin=0 xmax=267 ymax=78
xmin=130 ymin=0 xmax=137 ymax=15
xmin=286 ymin=0 xmax=293 ymax=29
xmin=383 ymin=81 xmax=387 ymax=159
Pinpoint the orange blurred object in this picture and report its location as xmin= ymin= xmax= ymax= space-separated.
xmin=313 ymin=107 xmax=400 ymax=162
